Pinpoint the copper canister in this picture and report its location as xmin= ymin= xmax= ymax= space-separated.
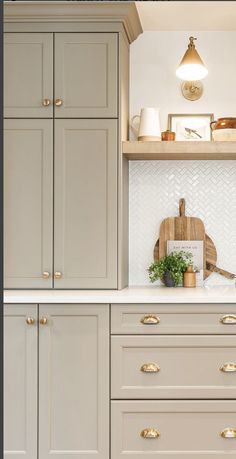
xmin=161 ymin=130 xmax=176 ymax=141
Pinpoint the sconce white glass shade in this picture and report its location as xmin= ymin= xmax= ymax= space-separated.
xmin=176 ymin=37 xmax=208 ymax=81
xmin=176 ymin=63 xmax=208 ymax=81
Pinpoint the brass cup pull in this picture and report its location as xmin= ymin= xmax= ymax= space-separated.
xmin=141 ymin=314 xmax=160 ymax=325
xmin=26 ymin=317 xmax=35 ymax=325
xmin=140 ymin=363 xmax=160 ymax=373
xmin=140 ymin=428 xmax=160 ymax=439
xmin=42 ymin=98 xmax=51 ymax=107
xmin=54 ymin=271 xmax=62 ymax=279
xmin=55 ymin=99 xmax=63 ymax=107
xmin=40 ymin=317 xmax=47 ymax=325
xmin=220 ymin=315 xmax=236 ymax=325
xmin=221 ymin=428 xmax=236 ymax=439
xmin=220 ymin=362 xmax=236 ymax=373
xmin=43 ymin=271 xmax=50 ymax=279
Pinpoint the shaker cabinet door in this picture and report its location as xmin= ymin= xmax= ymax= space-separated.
xmin=38 ymin=304 xmax=109 ymax=459
xmin=4 ymin=33 xmax=53 ymax=118
xmin=54 ymin=119 xmax=117 ymax=288
xmin=54 ymin=33 xmax=117 ymax=118
xmin=4 ymin=119 xmax=53 ymax=288
xmin=4 ymin=304 xmax=38 ymax=459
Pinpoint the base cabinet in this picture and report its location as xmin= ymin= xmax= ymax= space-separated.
xmin=4 ymin=304 xmax=109 ymax=459
xmin=4 ymin=304 xmax=38 ymax=459
xmin=4 ymin=302 xmax=236 ymax=458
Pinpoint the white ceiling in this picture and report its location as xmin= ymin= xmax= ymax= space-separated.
xmin=136 ymin=1 xmax=236 ymax=31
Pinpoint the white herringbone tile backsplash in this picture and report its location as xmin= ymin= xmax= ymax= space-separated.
xmin=129 ymin=160 xmax=236 ymax=286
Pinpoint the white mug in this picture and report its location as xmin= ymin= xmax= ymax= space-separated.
xmin=131 ymin=107 xmax=161 ymax=141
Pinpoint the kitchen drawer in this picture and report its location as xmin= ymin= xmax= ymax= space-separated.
xmin=111 ymin=335 xmax=236 ymax=399
xmin=111 ymin=304 xmax=236 ymax=334
xmin=111 ymin=400 xmax=236 ymax=459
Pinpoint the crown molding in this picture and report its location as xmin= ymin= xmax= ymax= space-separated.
xmin=4 ymin=1 xmax=143 ymax=43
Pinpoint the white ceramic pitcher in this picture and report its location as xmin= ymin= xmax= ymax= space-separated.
xmin=131 ymin=107 xmax=161 ymax=141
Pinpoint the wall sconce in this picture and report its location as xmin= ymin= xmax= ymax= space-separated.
xmin=176 ymin=36 xmax=208 ymax=101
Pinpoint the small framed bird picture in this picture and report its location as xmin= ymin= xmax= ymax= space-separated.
xmin=168 ymin=113 xmax=214 ymax=141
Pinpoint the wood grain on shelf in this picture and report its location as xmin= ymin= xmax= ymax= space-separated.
xmin=123 ymin=141 xmax=236 ymax=160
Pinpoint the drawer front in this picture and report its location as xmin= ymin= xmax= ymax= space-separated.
xmin=111 ymin=336 xmax=236 ymax=399
xmin=112 ymin=400 xmax=236 ymax=459
xmin=111 ymin=304 xmax=236 ymax=334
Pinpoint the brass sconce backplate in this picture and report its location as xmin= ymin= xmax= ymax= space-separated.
xmin=181 ymin=81 xmax=203 ymax=101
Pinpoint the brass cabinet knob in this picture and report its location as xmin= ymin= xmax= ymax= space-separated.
xmin=141 ymin=314 xmax=160 ymax=325
xmin=220 ymin=362 xmax=236 ymax=373
xmin=140 ymin=428 xmax=160 ymax=439
xmin=42 ymin=98 xmax=51 ymax=106
xmin=220 ymin=428 xmax=236 ymax=439
xmin=26 ymin=317 xmax=35 ymax=325
xmin=54 ymin=271 xmax=62 ymax=279
xmin=140 ymin=363 xmax=160 ymax=373
xmin=55 ymin=99 xmax=63 ymax=107
xmin=40 ymin=317 xmax=47 ymax=325
xmin=220 ymin=315 xmax=236 ymax=325
xmin=42 ymin=271 xmax=50 ymax=279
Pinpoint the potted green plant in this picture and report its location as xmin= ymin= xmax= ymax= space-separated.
xmin=148 ymin=251 xmax=193 ymax=287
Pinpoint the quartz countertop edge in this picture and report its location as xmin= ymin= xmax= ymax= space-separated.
xmin=3 ymin=286 xmax=236 ymax=304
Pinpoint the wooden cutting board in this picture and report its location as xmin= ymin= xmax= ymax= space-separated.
xmin=158 ymin=198 xmax=206 ymax=269
xmin=154 ymin=199 xmax=235 ymax=279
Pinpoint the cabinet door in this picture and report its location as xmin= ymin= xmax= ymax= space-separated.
xmin=4 ymin=119 xmax=53 ymax=288
xmin=39 ymin=304 xmax=109 ymax=459
xmin=4 ymin=304 xmax=38 ymax=459
xmin=54 ymin=119 xmax=117 ymax=288
xmin=4 ymin=33 xmax=53 ymax=117
xmin=55 ymin=33 xmax=117 ymax=118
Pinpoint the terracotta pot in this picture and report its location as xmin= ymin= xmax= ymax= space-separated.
xmin=210 ymin=117 xmax=236 ymax=131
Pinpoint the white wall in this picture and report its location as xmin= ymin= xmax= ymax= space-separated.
xmin=129 ymin=31 xmax=236 ymax=286
xmin=130 ymin=31 xmax=236 ymax=132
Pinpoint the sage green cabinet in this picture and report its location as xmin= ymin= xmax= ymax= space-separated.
xmin=55 ymin=33 xmax=117 ymax=118
xmin=4 ymin=304 xmax=38 ymax=459
xmin=4 ymin=32 xmax=117 ymax=119
xmin=4 ymin=33 xmax=53 ymax=118
xmin=39 ymin=304 xmax=109 ymax=459
xmin=54 ymin=119 xmax=117 ymax=288
xmin=4 ymin=29 xmax=128 ymax=290
xmin=4 ymin=303 xmax=109 ymax=459
xmin=4 ymin=118 xmax=117 ymax=289
xmin=4 ymin=119 xmax=53 ymax=289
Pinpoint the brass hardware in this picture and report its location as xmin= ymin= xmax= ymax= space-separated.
xmin=26 ymin=317 xmax=35 ymax=325
xmin=54 ymin=271 xmax=62 ymax=279
xmin=220 ymin=315 xmax=236 ymax=325
xmin=220 ymin=362 xmax=236 ymax=373
xmin=176 ymin=36 xmax=208 ymax=101
xmin=220 ymin=428 xmax=236 ymax=439
xmin=181 ymin=81 xmax=203 ymax=101
xmin=140 ymin=363 xmax=160 ymax=373
xmin=43 ymin=271 xmax=50 ymax=279
xmin=141 ymin=314 xmax=160 ymax=325
xmin=40 ymin=317 xmax=47 ymax=325
xmin=42 ymin=98 xmax=51 ymax=107
xmin=55 ymin=99 xmax=63 ymax=107
xmin=140 ymin=428 xmax=160 ymax=439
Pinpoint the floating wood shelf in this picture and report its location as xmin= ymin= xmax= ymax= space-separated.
xmin=123 ymin=141 xmax=236 ymax=160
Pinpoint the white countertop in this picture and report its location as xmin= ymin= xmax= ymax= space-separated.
xmin=4 ymin=286 xmax=236 ymax=304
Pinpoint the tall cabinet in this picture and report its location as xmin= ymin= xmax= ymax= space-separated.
xmin=4 ymin=2 xmax=142 ymax=289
